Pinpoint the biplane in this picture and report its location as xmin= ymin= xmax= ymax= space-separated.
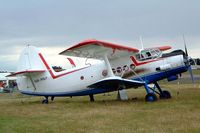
xmin=9 ymin=40 xmax=193 ymax=103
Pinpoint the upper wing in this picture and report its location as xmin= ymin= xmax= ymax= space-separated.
xmin=88 ymin=76 xmax=144 ymax=89
xmin=155 ymin=46 xmax=171 ymax=51
xmin=145 ymin=46 xmax=171 ymax=51
xmin=59 ymin=39 xmax=139 ymax=60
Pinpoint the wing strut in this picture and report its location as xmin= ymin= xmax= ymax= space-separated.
xmin=103 ymin=54 xmax=114 ymax=77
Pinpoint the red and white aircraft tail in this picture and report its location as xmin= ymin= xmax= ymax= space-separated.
xmin=10 ymin=46 xmax=46 ymax=76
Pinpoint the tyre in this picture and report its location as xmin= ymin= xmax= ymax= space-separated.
xmin=160 ymin=90 xmax=171 ymax=99
xmin=42 ymin=99 xmax=48 ymax=104
xmin=145 ymin=93 xmax=157 ymax=102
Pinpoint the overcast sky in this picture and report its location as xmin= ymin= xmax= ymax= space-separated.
xmin=0 ymin=0 xmax=200 ymax=71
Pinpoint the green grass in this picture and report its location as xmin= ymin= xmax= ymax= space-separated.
xmin=1 ymin=83 xmax=200 ymax=133
xmin=184 ymin=69 xmax=200 ymax=75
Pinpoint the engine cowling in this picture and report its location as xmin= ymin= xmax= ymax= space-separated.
xmin=156 ymin=64 xmax=172 ymax=71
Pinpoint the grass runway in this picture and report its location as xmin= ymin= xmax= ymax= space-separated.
xmin=0 ymin=83 xmax=200 ymax=133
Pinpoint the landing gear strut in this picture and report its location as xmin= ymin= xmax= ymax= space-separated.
xmin=42 ymin=96 xmax=49 ymax=104
xmin=89 ymin=94 xmax=94 ymax=102
xmin=144 ymin=82 xmax=171 ymax=102
xmin=144 ymin=83 xmax=158 ymax=102
xmin=51 ymin=96 xmax=55 ymax=101
xmin=154 ymin=82 xmax=171 ymax=99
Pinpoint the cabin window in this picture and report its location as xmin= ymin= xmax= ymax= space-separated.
xmin=135 ymin=49 xmax=161 ymax=61
xmin=52 ymin=66 xmax=65 ymax=72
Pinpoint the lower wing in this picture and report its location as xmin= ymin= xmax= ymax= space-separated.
xmin=88 ymin=76 xmax=144 ymax=90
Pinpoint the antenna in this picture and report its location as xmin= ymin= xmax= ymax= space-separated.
xmin=140 ymin=36 xmax=144 ymax=50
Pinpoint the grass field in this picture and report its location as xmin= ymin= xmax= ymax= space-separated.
xmin=0 ymin=83 xmax=200 ymax=133
xmin=187 ymin=69 xmax=200 ymax=75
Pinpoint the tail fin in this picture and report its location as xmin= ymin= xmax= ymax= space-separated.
xmin=18 ymin=45 xmax=46 ymax=71
xmin=9 ymin=46 xmax=46 ymax=76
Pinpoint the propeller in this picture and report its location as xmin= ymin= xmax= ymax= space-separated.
xmin=182 ymin=35 xmax=194 ymax=83
xmin=188 ymin=65 xmax=194 ymax=83
xmin=183 ymin=35 xmax=188 ymax=56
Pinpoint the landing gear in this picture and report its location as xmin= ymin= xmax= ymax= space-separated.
xmin=145 ymin=93 xmax=157 ymax=102
xmin=42 ymin=96 xmax=49 ymax=104
xmin=144 ymin=83 xmax=158 ymax=102
xmin=144 ymin=82 xmax=171 ymax=102
xmin=160 ymin=90 xmax=171 ymax=99
xmin=89 ymin=94 xmax=94 ymax=102
xmin=154 ymin=82 xmax=171 ymax=99
xmin=51 ymin=96 xmax=55 ymax=101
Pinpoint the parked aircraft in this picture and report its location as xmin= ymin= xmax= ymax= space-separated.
xmin=0 ymin=72 xmax=17 ymax=92
xmin=9 ymin=40 xmax=193 ymax=103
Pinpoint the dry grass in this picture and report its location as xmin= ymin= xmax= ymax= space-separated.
xmin=0 ymin=83 xmax=200 ymax=133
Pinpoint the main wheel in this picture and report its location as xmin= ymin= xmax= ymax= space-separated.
xmin=160 ymin=90 xmax=171 ymax=99
xmin=145 ymin=93 xmax=157 ymax=102
xmin=42 ymin=99 xmax=49 ymax=104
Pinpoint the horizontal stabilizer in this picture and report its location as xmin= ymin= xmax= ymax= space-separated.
xmin=88 ymin=76 xmax=144 ymax=90
xmin=7 ymin=70 xmax=45 ymax=77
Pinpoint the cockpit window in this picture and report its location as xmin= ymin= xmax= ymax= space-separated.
xmin=135 ymin=48 xmax=162 ymax=61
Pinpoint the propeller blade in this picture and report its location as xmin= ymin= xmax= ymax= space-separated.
xmin=188 ymin=66 xmax=194 ymax=83
xmin=183 ymin=35 xmax=188 ymax=56
xmin=182 ymin=35 xmax=194 ymax=84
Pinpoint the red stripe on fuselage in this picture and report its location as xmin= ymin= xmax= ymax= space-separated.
xmin=130 ymin=56 xmax=161 ymax=66
xmin=38 ymin=53 xmax=89 ymax=79
xmin=67 ymin=57 xmax=76 ymax=67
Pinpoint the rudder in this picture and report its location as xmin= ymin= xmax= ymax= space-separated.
xmin=17 ymin=45 xmax=46 ymax=72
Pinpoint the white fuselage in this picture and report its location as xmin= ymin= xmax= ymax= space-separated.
xmin=17 ymin=52 xmax=185 ymax=96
